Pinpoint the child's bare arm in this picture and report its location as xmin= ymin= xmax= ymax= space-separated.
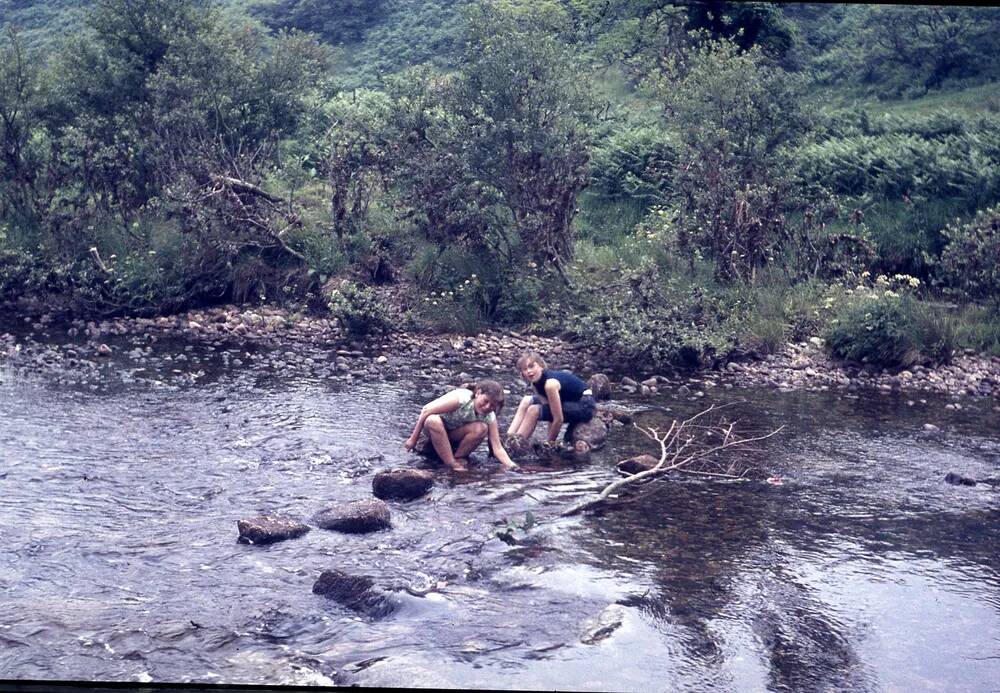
xmin=487 ymin=419 xmax=516 ymax=469
xmin=544 ymin=379 xmax=563 ymax=441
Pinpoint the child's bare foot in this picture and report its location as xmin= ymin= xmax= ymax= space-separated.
xmin=448 ymin=457 xmax=469 ymax=472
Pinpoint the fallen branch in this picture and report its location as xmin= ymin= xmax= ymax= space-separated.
xmin=561 ymin=404 xmax=784 ymax=517
xmin=88 ymin=247 xmax=111 ymax=274
xmin=210 ymin=174 xmax=281 ymax=203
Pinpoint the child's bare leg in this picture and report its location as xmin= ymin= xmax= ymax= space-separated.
xmin=425 ymin=415 xmax=461 ymax=469
xmin=514 ymin=403 xmax=541 ymax=439
xmin=507 ymin=395 xmax=533 ymax=436
xmin=450 ymin=422 xmax=488 ymax=460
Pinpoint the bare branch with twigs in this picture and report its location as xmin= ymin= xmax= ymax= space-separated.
xmin=561 ymin=404 xmax=783 ymax=517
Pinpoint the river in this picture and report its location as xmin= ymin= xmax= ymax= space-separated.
xmin=1 ymin=330 xmax=998 ymax=691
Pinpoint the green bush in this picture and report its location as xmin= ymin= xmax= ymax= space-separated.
xmin=588 ymin=125 xmax=676 ymax=204
xmin=825 ymin=293 xmax=916 ymax=367
xmin=575 ymin=268 xmax=741 ymax=369
xmin=937 ymin=203 xmax=1000 ymax=301
xmin=326 ymin=280 xmax=394 ymax=337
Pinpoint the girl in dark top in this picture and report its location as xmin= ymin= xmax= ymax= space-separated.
xmin=507 ymin=352 xmax=595 ymax=442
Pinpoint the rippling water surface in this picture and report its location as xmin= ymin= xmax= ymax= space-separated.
xmin=1 ymin=334 xmax=998 ymax=691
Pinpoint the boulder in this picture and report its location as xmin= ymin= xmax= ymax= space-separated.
xmin=616 ymin=454 xmax=658 ymax=476
xmin=236 ymin=516 xmax=311 ymax=545
xmin=944 ymin=472 xmax=977 ymax=487
xmin=312 ymin=569 xmax=397 ymax=618
xmin=313 ymin=499 xmax=390 ymax=533
xmin=566 ymin=417 xmax=608 ymax=450
xmin=587 ymin=373 xmax=613 ymax=400
xmin=372 ymin=469 xmax=434 ymax=501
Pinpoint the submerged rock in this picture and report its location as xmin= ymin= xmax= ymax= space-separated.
xmin=580 ymin=604 xmax=628 ymax=645
xmin=567 ymin=417 xmax=608 ymax=450
xmin=617 ymin=454 xmax=659 ymax=476
xmin=372 ymin=469 xmax=434 ymax=501
xmin=312 ymin=569 xmax=397 ymax=618
xmin=313 ymin=499 xmax=391 ymax=533
xmin=237 ymin=516 xmax=311 ymax=545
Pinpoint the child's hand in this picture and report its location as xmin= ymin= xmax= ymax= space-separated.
xmin=404 ymin=435 xmax=418 ymax=451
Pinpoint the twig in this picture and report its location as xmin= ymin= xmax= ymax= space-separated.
xmin=560 ymin=408 xmax=783 ymax=517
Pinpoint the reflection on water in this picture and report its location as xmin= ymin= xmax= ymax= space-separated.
xmin=1 ymin=338 xmax=998 ymax=691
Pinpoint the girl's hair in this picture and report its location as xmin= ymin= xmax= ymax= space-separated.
xmin=516 ymin=352 xmax=546 ymax=371
xmin=459 ymin=379 xmax=505 ymax=413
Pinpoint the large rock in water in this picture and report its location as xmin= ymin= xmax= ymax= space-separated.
xmin=372 ymin=469 xmax=434 ymax=501
xmin=944 ymin=472 xmax=977 ymax=487
xmin=588 ymin=373 xmax=612 ymax=400
xmin=313 ymin=499 xmax=390 ymax=533
xmin=312 ymin=569 xmax=397 ymax=618
xmin=617 ymin=454 xmax=658 ymax=476
xmin=567 ymin=417 xmax=608 ymax=450
xmin=236 ymin=516 xmax=310 ymax=545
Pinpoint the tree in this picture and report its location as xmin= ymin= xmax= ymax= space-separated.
xmin=0 ymin=26 xmax=43 ymax=220
xmin=453 ymin=1 xmax=595 ymax=276
xmin=648 ymin=38 xmax=806 ymax=283
xmin=808 ymin=5 xmax=1000 ymax=96
xmin=253 ymin=0 xmax=387 ymax=45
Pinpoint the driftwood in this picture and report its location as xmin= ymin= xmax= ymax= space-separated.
xmin=88 ymin=247 xmax=111 ymax=274
xmin=562 ymin=403 xmax=783 ymax=517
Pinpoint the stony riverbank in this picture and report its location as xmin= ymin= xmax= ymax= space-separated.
xmin=2 ymin=304 xmax=999 ymax=405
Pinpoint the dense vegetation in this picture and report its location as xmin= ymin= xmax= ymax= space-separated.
xmin=2 ymin=1 xmax=999 ymax=368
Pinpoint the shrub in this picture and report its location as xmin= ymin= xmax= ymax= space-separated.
xmin=326 ymin=281 xmax=394 ymax=337
xmin=575 ymin=267 xmax=740 ymax=369
xmin=937 ymin=203 xmax=1000 ymax=301
xmin=825 ymin=293 xmax=916 ymax=367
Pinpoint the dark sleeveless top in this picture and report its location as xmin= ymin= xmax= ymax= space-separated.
xmin=533 ymin=369 xmax=588 ymax=402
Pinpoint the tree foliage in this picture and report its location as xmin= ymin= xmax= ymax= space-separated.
xmin=647 ymin=38 xmax=807 ymax=283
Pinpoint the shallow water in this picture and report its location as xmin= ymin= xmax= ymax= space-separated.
xmin=1 ymin=332 xmax=998 ymax=691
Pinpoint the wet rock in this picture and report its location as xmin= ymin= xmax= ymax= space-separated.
xmin=372 ymin=469 xmax=434 ymax=501
xmin=588 ymin=373 xmax=612 ymax=400
xmin=312 ymin=569 xmax=397 ymax=618
xmin=566 ymin=417 xmax=608 ymax=450
xmin=313 ymin=499 xmax=391 ymax=533
xmin=944 ymin=472 xmax=977 ymax=487
xmin=617 ymin=454 xmax=659 ymax=476
xmin=503 ymin=434 xmax=533 ymax=460
xmin=236 ymin=516 xmax=311 ymax=545
xmin=580 ymin=604 xmax=627 ymax=645
xmin=620 ymin=376 xmax=638 ymax=388
xmin=96 ymin=344 xmax=113 ymax=357
xmin=596 ymin=403 xmax=634 ymax=425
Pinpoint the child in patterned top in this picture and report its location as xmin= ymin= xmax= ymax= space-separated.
xmin=404 ymin=379 xmax=517 ymax=472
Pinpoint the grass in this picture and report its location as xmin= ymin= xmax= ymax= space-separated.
xmin=574 ymin=192 xmax=648 ymax=243
xmin=810 ymin=81 xmax=1000 ymax=117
